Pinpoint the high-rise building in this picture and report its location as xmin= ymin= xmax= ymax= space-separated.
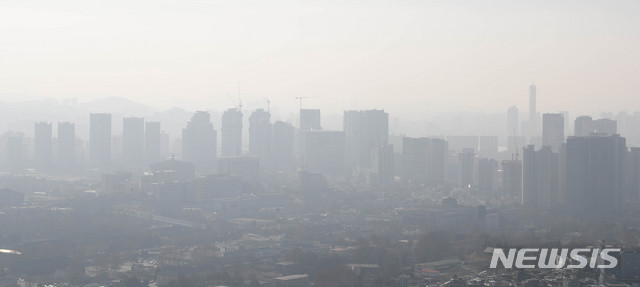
xmin=459 ymin=148 xmax=476 ymax=188
xmin=560 ymin=111 xmax=570 ymax=136
xmin=123 ymin=117 xmax=145 ymax=166
xmin=34 ymin=122 xmax=52 ymax=168
xmin=542 ymin=113 xmax=565 ymax=152
xmin=427 ymin=138 xmax=448 ymax=185
xmin=402 ymin=137 xmax=447 ymax=185
xmin=477 ymin=158 xmax=498 ymax=193
xmin=371 ymin=144 xmax=394 ymax=187
xmin=402 ymin=137 xmax=428 ymax=184
xmin=182 ymin=111 xmax=217 ymax=170
xmin=536 ymin=146 xmax=558 ymax=208
xmin=573 ymin=116 xmax=591 ymax=136
xmin=221 ymin=108 xmax=243 ymax=157
xmin=522 ymin=145 xmax=558 ymax=209
xmin=628 ymin=147 xmax=640 ymax=200
xmin=301 ymin=130 xmax=345 ymax=176
xmin=272 ymin=121 xmax=295 ymax=170
xmin=501 ymin=159 xmax=522 ymax=198
xmin=565 ymin=134 xmax=627 ymax=218
xmin=57 ymin=122 xmax=75 ymax=168
xmin=2 ymin=132 xmax=25 ymax=169
xmin=249 ymin=109 xmax=271 ymax=169
xmin=90 ymin=113 xmax=112 ymax=167
xmin=522 ymin=145 xmax=538 ymax=208
xmin=574 ymin=116 xmax=617 ymax=136
xmin=145 ymin=121 xmax=162 ymax=164
xmin=300 ymin=109 xmax=321 ymax=131
xmin=529 ymin=84 xmax=538 ymax=138
xmin=344 ymin=109 xmax=389 ymax=170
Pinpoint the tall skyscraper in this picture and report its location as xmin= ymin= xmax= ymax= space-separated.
xmin=628 ymin=147 xmax=640 ymax=200
xmin=522 ymin=145 xmax=538 ymax=208
xmin=123 ymin=117 xmax=145 ymax=166
xmin=300 ymin=109 xmax=321 ymax=131
xmin=145 ymin=121 xmax=162 ymax=164
xmin=477 ymin=158 xmax=498 ymax=193
xmin=574 ymin=116 xmax=617 ymax=136
xmin=89 ymin=113 xmax=112 ymax=168
xmin=272 ymin=121 xmax=295 ymax=170
xmin=34 ymin=122 xmax=52 ymax=169
xmin=501 ymin=159 xmax=522 ymax=198
xmin=458 ymin=148 xmax=476 ymax=188
xmin=542 ymin=113 xmax=565 ymax=152
xmin=371 ymin=144 xmax=394 ymax=187
xmin=249 ymin=109 xmax=272 ymax=168
xmin=2 ymin=132 xmax=25 ymax=169
xmin=344 ymin=109 xmax=389 ymax=170
xmin=560 ymin=111 xmax=570 ymax=136
xmin=402 ymin=137 xmax=428 ymax=184
xmin=182 ymin=111 xmax=217 ymax=170
xmin=402 ymin=137 xmax=447 ymax=185
xmin=565 ymin=134 xmax=627 ymax=218
xmin=522 ymin=145 xmax=559 ymax=209
xmin=573 ymin=116 xmax=591 ymax=136
xmin=427 ymin=138 xmax=448 ymax=185
xmin=57 ymin=122 xmax=75 ymax=168
xmin=529 ymin=84 xmax=537 ymax=138
xmin=221 ymin=108 xmax=243 ymax=157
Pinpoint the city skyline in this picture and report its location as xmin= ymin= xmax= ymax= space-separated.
xmin=2 ymin=1 xmax=640 ymax=285
xmin=1 ymin=1 xmax=640 ymax=116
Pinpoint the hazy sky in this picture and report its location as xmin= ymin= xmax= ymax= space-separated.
xmin=1 ymin=0 xmax=639 ymax=119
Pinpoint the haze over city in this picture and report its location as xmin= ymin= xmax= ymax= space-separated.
xmin=3 ymin=1 xmax=640 ymax=287
xmin=2 ymin=0 xmax=640 ymax=117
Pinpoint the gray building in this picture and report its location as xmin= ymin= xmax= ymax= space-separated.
xmin=34 ymin=122 xmax=52 ymax=169
xmin=542 ymin=113 xmax=565 ymax=152
xmin=300 ymin=109 xmax=321 ymax=131
xmin=344 ymin=109 xmax=388 ymax=170
xmin=402 ymin=137 xmax=447 ymax=185
xmin=221 ymin=108 xmax=243 ymax=157
xmin=272 ymin=121 xmax=295 ymax=170
xmin=249 ymin=109 xmax=272 ymax=168
xmin=529 ymin=84 xmax=538 ymax=138
xmin=565 ymin=134 xmax=627 ymax=218
xmin=57 ymin=122 xmax=75 ymax=168
xmin=123 ymin=117 xmax=145 ymax=166
xmin=182 ymin=111 xmax=217 ymax=171
xmin=90 ymin=113 xmax=112 ymax=168
xmin=574 ymin=116 xmax=617 ymax=136
xmin=522 ymin=145 xmax=558 ymax=209
xmin=145 ymin=121 xmax=162 ymax=164
xmin=501 ymin=159 xmax=522 ymax=198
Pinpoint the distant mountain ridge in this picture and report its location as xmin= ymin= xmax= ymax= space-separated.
xmin=79 ymin=96 xmax=156 ymax=116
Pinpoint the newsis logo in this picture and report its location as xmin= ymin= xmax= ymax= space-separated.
xmin=489 ymin=248 xmax=620 ymax=269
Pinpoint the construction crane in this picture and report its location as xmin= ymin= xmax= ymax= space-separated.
xmin=227 ymin=94 xmax=242 ymax=111
xmin=295 ymin=96 xmax=315 ymax=111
